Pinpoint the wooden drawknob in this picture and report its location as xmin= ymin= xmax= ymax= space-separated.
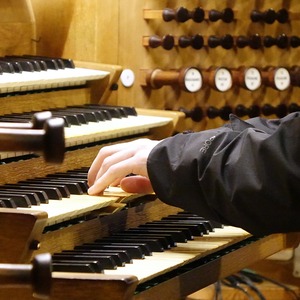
xmin=145 ymin=67 xmax=203 ymax=92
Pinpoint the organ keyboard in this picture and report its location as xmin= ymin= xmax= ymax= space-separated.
xmin=0 ymin=105 xmax=174 ymax=159
xmin=2 ymin=196 xmax=297 ymax=300
xmin=0 ymin=56 xmax=298 ymax=300
xmin=0 ymin=56 xmax=108 ymax=93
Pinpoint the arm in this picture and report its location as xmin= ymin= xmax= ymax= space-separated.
xmin=88 ymin=113 xmax=300 ymax=235
xmin=148 ymin=113 xmax=300 ymax=235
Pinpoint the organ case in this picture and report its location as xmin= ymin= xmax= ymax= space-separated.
xmin=0 ymin=1 xmax=299 ymax=299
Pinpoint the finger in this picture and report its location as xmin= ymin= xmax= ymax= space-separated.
xmin=110 ymin=177 xmax=122 ymax=187
xmin=88 ymin=146 xmax=120 ymax=186
xmin=88 ymin=139 xmax=155 ymax=186
xmin=94 ymin=147 xmax=137 ymax=183
xmin=88 ymin=142 xmax=135 ymax=186
xmin=88 ymin=156 xmax=138 ymax=195
xmin=120 ymin=176 xmax=154 ymax=194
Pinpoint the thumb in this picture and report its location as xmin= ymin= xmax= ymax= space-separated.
xmin=120 ymin=176 xmax=154 ymax=194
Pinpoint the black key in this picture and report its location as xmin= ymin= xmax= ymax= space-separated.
xmin=48 ymin=172 xmax=86 ymax=178
xmin=0 ymin=61 xmax=14 ymax=73
xmin=67 ymin=107 xmax=103 ymax=122
xmin=0 ymin=197 xmax=17 ymax=208
xmin=54 ymin=58 xmax=66 ymax=69
xmin=159 ymin=219 xmax=209 ymax=235
xmin=127 ymin=228 xmax=187 ymax=243
xmin=73 ymin=107 xmax=108 ymax=121
xmin=24 ymin=55 xmax=70 ymax=69
xmin=162 ymin=216 xmax=213 ymax=233
xmin=116 ymin=231 xmax=175 ymax=247
xmin=1 ymin=113 xmax=31 ymax=122
xmin=20 ymin=178 xmax=71 ymax=198
xmin=104 ymin=106 xmax=128 ymax=118
xmin=47 ymin=173 xmax=88 ymax=183
xmin=52 ymin=260 xmax=103 ymax=273
xmin=25 ymin=58 xmax=47 ymax=71
xmin=148 ymin=221 xmax=204 ymax=236
xmin=0 ymin=192 xmax=31 ymax=208
xmin=35 ymin=178 xmax=83 ymax=194
xmin=101 ymin=236 xmax=164 ymax=252
xmin=45 ymin=178 xmax=87 ymax=193
xmin=15 ymin=57 xmax=46 ymax=71
xmin=114 ymin=105 xmax=137 ymax=116
xmin=0 ymin=116 xmax=32 ymax=125
xmin=65 ymin=172 xmax=87 ymax=178
xmin=17 ymin=184 xmax=62 ymax=200
xmin=82 ymin=109 xmax=111 ymax=121
xmin=139 ymin=224 xmax=193 ymax=240
xmin=58 ymin=58 xmax=75 ymax=68
xmin=112 ymin=233 xmax=171 ymax=249
xmin=60 ymin=251 xmax=125 ymax=267
xmin=51 ymin=112 xmax=81 ymax=126
xmin=0 ymin=198 xmax=16 ymax=208
xmin=12 ymin=111 xmax=71 ymax=127
xmin=54 ymin=115 xmax=72 ymax=127
xmin=18 ymin=181 xmax=70 ymax=198
xmin=64 ymin=108 xmax=98 ymax=122
xmin=0 ymin=117 xmax=27 ymax=123
xmin=176 ymin=215 xmax=214 ymax=231
xmin=23 ymin=55 xmax=59 ymax=70
xmin=52 ymin=262 xmax=101 ymax=273
xmin=46 ymin=172 xmax=87 ymax=183
xmin=55 ymin=110 xmax=88 ymax=125
xmin=86 ymin=105 xmax=123 ymax=118
xmin=52 ymin=254 xmax=117 ymax=270
xmin=74 ymin=167 xmax=89 ymax=172
xmin=85 ymin=249 xmax=132 ymax=264
xmin=2 ymin=185 xmax=48 ymax=204
xmin=85 ymin=105 xmax=126 ymax=118
xmin=0 ymin=58 xmax=22 ymax=73
xmin=98 ymin=105 xmax=137 ymax=117
xmin=94 ymin=241 xmax=152 ymax=256
xmin=6 ymin=56 xmax=41 ymax=72
xmin=178 ymin=212 xmax=224 ymax=228
xmin=71 ymin=247 xmax=132 ymax=264
xmin=44 ymin=57 xmax=65 ymax=69
xmin=84 ymin=105 xmax=112 ymax=120
xmin=4 ymin=57 xmax=35 ymax=72
xmin=0 ymin=189 xmax=40 ymax=205
xmin=75 ymin=244 xmax=144 ymax=259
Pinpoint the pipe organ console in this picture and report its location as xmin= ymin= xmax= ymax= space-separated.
xmin=0 ymin=0 xmax=300 ymax=299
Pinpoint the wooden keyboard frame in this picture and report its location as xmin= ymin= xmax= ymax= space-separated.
xmin=0 ymin=197 xmax=299 ymax=299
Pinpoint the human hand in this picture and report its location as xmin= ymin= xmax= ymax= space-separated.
xmin=87 ymin=138 xmax=161 ymax=195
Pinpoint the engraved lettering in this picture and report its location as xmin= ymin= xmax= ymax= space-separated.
xmin=200 ymin=136 xmax=216 ymax=154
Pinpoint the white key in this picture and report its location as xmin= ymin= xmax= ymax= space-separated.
xmin=0 ymin=68 xmax=109 ymax=93
xmin=104 ymin=226 xmax=249 ymax=282
xmin=64 ymin=115 xmax=172 ymax=147
xmin=18 ymin=194 xmax=118 ymax=226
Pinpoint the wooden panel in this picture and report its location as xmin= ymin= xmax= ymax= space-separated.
xmin=0 ymin=209 xmax=47 ymax=263
xmin=30 ymin=0 xmax=120 ymax=103
xmin=115 ymin=0 xmax=300 ymax=132
xmin=30 ymin=0 xmax=300 ymax=131
xmin=0 ymin=0 xmax=36 ymax=55
xmin=0 ymin=273 xmax=138 ymax=300
xmin=31 ymin=0 xmax=119 ymax=64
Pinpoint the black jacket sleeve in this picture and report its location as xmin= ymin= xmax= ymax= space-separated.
xmin=147 ymin=112 xmax=300 ymax=236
